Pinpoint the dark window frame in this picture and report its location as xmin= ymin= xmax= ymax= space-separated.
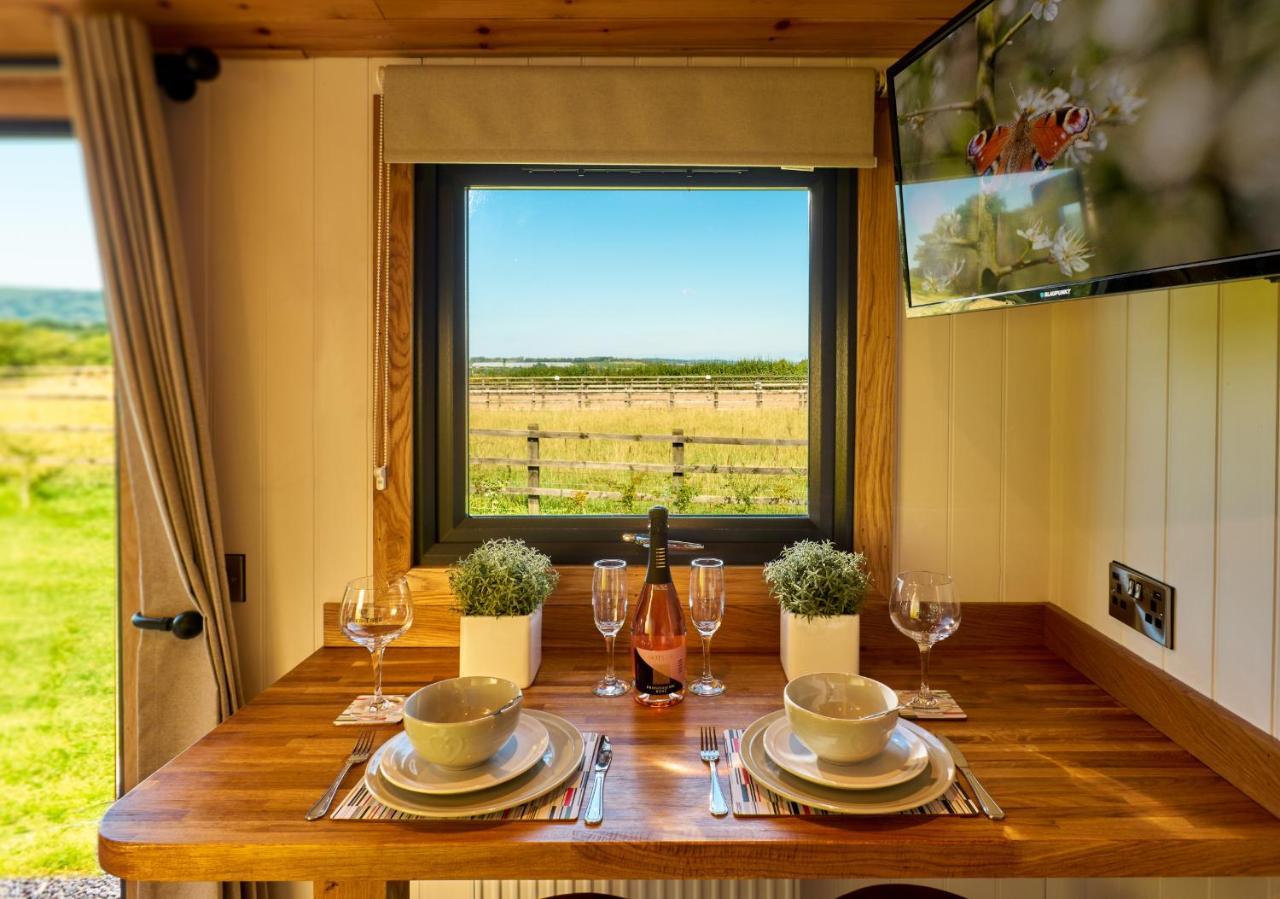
xmin=413 ymin=163 xmax=856 ymax=565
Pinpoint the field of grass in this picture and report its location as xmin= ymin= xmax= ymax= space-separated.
xmin=0 ymin=369 xmax=115 ymax=876
xmin=0 ymin=470 xmax=115 ymax=876
xmin=469 ymin=402 xmax=808 ymax=515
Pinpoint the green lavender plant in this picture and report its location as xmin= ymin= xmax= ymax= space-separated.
xmin=449 ymin=538 xmax=559 ymax=617
xmin=764 ymin=539 xmax=870 ymax=620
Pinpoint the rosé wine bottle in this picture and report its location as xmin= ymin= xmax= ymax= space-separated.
xmin=631 ymin=506 xmax=686 ymax=708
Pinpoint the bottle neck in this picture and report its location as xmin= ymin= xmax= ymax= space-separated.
xmin=645 ymin=519 xmax=672 ymax=585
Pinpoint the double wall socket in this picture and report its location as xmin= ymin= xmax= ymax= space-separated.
xmin=1108 ymin=561 xmax=1174 ymax=648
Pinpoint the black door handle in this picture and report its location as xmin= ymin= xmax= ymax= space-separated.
xmin=131 ymin=610 xmax=204 ymax=640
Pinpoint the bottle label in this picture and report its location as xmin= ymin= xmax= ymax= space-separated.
xmin=634 ymin=645 xmax=686 ymax=695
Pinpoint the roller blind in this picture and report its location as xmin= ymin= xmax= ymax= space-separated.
xmin=382 ymin=64 xmax=876 ymax=169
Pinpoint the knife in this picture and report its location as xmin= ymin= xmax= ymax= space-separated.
xmin=939 ymin=735 xmax=1004 ymax=820
xmin=584 ymin=735 xmax=612 ymax=825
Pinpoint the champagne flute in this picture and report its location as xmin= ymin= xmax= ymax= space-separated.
xmin=688 ymin=558 xmax=726 ymax=697
xmin=592 ymin=559 xmax=631 ymax=697
xmin=889 ymin=571 xmax=961 ymax=710
xmin=340 ymin=574 xmax=413 ymax=717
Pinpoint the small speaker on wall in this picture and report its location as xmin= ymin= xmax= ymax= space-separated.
xmin=154 ymin=47 xmax=220 ymax=102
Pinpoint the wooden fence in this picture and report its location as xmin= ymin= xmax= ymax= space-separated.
xmin=471 ymin=424 xmax=807 ymax=512
xmin=469 ymin=374 xmax=808 ymax=410
xmin=0 ymin=367 xmax=114 ymax=472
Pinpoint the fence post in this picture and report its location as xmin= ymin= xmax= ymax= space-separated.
xmin=671 ymin=429 xmax=685 ymax=494
xmin=527 ymin=423 xmax=541 ymax=514
xmin=755 ymin=380 xmax=764 ymax=409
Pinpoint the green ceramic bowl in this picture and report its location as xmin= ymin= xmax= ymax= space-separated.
xmin=403 ymin=676 xmax=523 ymax=769
xmin=784 ymin=672 xmax=900 ymax=764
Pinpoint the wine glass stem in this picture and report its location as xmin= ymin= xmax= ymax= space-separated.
xmin=701 ymin=634 xmax=712 ymax=682
xmin=604 ymin=633 xmax=616 ymax=683
xmin=917 ymin=642 xmax=932 ymax=700
xmin=370 ymin=644 xmax=386 ymax=707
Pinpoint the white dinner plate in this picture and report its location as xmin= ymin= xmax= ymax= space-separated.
xmin=762 ymin=715 xmax=929 ymax=790
xmin=379 ymin=714 xmax=551 ymax=796
xmin=363 ymin=710 xmax=584 ymax=818
xmin=740 ymin=711 xmax=955 ymax=814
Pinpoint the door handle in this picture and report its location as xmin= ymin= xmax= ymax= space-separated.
xmin=131 ymin=610 xmax=204 ymax=639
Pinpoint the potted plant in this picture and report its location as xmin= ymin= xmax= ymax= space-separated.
xmin=764 ymin=539 xmax=871 ymax=681
xmin=450 ymin=538 xmax=559 ymax=688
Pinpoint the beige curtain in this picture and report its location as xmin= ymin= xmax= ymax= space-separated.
xmin=55 ymin=15 xmax=245 ymax=724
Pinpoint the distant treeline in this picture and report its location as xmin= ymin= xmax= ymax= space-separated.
xmin=469 ymin=358 xmax=807 ymax=379
xmin=0 ymin=287 xmax=106 ymax=326
xmin=0 ymin=320 xmax=112 ymax=367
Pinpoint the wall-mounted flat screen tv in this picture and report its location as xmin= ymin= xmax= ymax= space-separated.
xmin=888 ymin=0 xmax=1280 ymax=316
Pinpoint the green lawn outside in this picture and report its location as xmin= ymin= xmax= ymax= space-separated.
xmin=0 ymin=469 xmax=115 ymax=876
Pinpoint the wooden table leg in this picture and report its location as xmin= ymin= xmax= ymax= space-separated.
xmin=314 ymin=881 xmax=409 ymax=899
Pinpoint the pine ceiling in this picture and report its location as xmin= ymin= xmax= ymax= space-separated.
xmin=2 ymin=1 xmax=966 ymax=60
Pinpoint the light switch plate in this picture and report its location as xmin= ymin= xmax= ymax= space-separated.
xmin=1108 ymin=561 xmax=1173 ymax=648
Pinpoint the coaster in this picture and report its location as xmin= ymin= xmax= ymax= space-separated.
xmin=331 ymin=732 xmax=599 ymax=821
xmin=723 ymin=728 xmax=978 ymax=817
xmin=895 ymin=689 xmax=967 ymax=720
xmin=334 ymin=695 xmax=407 ymax=726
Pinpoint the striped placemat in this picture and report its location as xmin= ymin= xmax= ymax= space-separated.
xmin=723 ymin=728 xmax=979 ymax=817
xmin=332 ymin=732 xmax=599 ymax=822
xmin=895 ymin=690 xmax=967 ymax=721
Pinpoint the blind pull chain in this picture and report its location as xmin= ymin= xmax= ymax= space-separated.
xmin=373 ymin=93 xmax=391 ymax=492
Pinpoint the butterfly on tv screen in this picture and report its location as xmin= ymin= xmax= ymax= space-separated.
xmin=966 ymin=106 xmax=1095 ymax=175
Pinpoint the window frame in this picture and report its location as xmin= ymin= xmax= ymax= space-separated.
xmin=413 ymin=163 xmax=856 ymax=565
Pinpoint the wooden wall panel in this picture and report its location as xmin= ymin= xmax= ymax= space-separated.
xmin=853 ymin=98 xmax=898 ymax=599
xmin=1161 ymin=284 xmax=1219 ymax=695
xmin=1002 ymin=303 xmax=1051 ymax=604
xmin=1047 ymin=280 xmax=1280 ymax=738
xmin=898 ymin=315 xmax=952 ymax=575
xmin=948 ymin=310 xmax=1004 ymax=603
xmin=260 ymin=59 xmax=318 ymax=686
xmin=1214 ymin=280 xmax=1278 ymax=729
xmin=205 ymin=61 xmax=272 ymax=696
xmin=312 ymin=58 xmax=374 ymax=648
xmin=897 ymin=305 xmax=1053 ymax=604
xmin=1117 ymin=291 xmax=1167 ymax=668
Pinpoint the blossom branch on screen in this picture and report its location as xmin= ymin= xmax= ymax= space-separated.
xmin=898 ymin=99 xmax=979 ymax=128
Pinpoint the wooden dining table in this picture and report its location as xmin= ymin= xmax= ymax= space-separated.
xmin=99 ymin=615 xmax=1280 ymax=895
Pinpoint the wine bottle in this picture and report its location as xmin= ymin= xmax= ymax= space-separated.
xmin=631 ymin=506 xmax=687 ymax=708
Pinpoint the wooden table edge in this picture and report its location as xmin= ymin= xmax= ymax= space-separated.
xmin=98 ymin=819 xmax=1280 ymax=881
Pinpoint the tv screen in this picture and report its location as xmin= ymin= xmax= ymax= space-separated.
xmin=888 ymin=0 xmax=1280 ymax=316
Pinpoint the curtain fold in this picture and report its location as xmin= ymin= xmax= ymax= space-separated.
xmin=55 ymin=13 xmax=245 ymax=721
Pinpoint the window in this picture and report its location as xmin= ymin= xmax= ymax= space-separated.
xmin=415 ymin=165 xmax=855 ymax=564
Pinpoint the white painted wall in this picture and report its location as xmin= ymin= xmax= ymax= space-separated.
xmin=164 ymin=57 xmax=1279 ymax=898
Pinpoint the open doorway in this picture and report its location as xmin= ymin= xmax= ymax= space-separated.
xmin=0 ymin=133 xmax=117 ymax=897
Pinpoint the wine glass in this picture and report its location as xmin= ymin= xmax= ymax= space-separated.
xmin=592 ymin=559 xmax=631 ymax=697
xmin=688 ymin=558 xmax=726 ymax=697
xmin=340 ymin=574 xmax=413 ymax=718
xmin=889 ymin=571 xmax=961 ymax=710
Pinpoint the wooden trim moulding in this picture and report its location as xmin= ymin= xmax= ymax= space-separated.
xmin=371 ymin=95 xmax=900 ymax=607
xmin=0 ymin=68 xmax=68 ymax=121
xmin=1045 ymin=604 xmax=1280 ymax=819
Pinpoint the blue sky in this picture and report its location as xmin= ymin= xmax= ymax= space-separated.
xmin=0 ymin=138 xmax=102 ymax=291
xmin=468 ymin=188 xmax=810 ymax=361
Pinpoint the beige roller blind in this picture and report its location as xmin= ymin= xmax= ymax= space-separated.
xmin=383 ymin=64 xmax=876 ymax=169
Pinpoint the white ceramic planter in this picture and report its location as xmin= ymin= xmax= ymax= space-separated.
xmin=779 ymin=609 xmax=860 ymax=681
xmin=458 ymin=606 xmax=543 ymax=688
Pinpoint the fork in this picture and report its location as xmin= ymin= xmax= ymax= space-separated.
xmin=699 ymin=726 xmax=729 ymax=817
xmin=305 ymin=730 xmax=375 ymax=820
